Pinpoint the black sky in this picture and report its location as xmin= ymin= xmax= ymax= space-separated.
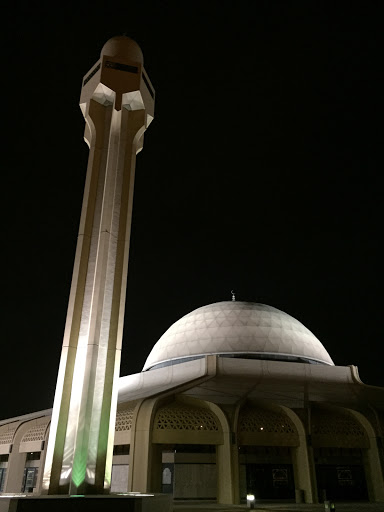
xmin=1 ymin=1 xmax=382 ymax=420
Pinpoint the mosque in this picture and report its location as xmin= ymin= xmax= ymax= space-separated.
xmin=1 ymin=299 xmax=384 ymax=503
xmin=1 ymin=36 xmax=383 ymax=505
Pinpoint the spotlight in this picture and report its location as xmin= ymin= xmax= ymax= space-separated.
xmin=247 ymin=493 xmax=255 ymax=509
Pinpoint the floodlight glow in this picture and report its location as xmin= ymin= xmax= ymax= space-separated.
xmin=247 ymin=494 xmax=255 ymax=501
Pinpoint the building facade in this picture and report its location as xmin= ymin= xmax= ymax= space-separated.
xmin=1 ymin=301 xmax=383 ymax=503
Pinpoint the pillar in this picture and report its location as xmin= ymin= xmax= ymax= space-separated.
xmin=4 ymin=421 xmax=30 ymax=493
xmin=349 ymin=409 xmax=384 ymax=502
xmin=129 ymin=399 xmax=157 ymax=492
xmin=282 ymin=406 xmax=318 ymax=504
xmin=216 ymin=430 xmax=239 ymax=504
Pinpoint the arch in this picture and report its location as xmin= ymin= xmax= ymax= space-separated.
xmin=128 ymin=397 xmax=160 ymax=493
xmin=311 ymin=404 xmax=368 ymax=448
xmin=347 ymin=409 xmax=384 ymax=502
xmin=152 ymin=397 xmax=222 ymax=445
xmin=236 ymin=401 xmax=300 ymax=503
xmin=0 ymin=422 xmax=20 ymax=454
xmin=173 ymin=397 xmax=236 ymax=505
xmin=19 ymin=417 xmax=50 ymax=453
xmin=0 ymin=421 xmax=22 ymax=494
xmin=150 ymin=397 xmax=224 ymax=499
xmin=4 ymin=415 xmax=50 ymax=494
xmin=129 ymin=394 xmax=236 ymax=502
xmin=310 ymin=404 xmax=374 ymax=502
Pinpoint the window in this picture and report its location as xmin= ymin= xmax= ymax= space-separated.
xmin=113 ymin=444 xmax=130 ymax=456
xmin=105 ymin=61 xmax=138 ymax=74
xmin=0 ymin=468 xmax=6 ymax=492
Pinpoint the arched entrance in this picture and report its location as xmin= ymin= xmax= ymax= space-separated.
xmin=237 ymin=403 xmax=299 ymax=501
xmin=152 ymin=399 xmax=223 ymax=499
xmin=311 ymin=405 xmax=369 ymax=501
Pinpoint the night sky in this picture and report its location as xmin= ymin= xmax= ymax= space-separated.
xmin=1 ymin=1 xmax=382 ymax=420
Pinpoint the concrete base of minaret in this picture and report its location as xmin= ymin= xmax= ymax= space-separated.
xmin=0 ymin=493 xmax=171 ymax=512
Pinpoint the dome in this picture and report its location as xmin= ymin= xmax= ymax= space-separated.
xmin=101 ymin=36 xmax=143 ymax=64
xmin=143 ymin=301 xmax=334 ymax=371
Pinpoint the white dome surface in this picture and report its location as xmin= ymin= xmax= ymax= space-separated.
xmin=143 ymin=301 xmax=334 ymax=371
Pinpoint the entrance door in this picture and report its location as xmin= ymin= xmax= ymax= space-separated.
xmin=246 ymin=464 xmax=294 ymax=500
xmin=316 ymin=464 xmax=368 ymax=501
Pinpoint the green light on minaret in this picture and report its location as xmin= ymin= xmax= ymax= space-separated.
xmin=72 ymin=447 xmax=87 ymax=488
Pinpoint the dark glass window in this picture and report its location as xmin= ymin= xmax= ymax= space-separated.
xmin=26 ymin=452 xmax=40 ymax=461
xmin=174 ymin=444 xmax=216 ymax=453
xmin=113 ymin=444 xmax=130 ymax=455
xmin=105 ymin=61 xmax=138 ymax=74
xmin=22 ymin=467 xmax=38 ymax=492
xmin=83 ymin=63 xmax=101 ymax=86
xmin=0 ymin=468 xmax=6 ymax=492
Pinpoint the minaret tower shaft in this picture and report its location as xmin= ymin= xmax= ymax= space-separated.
xmin=42 ymin=36 xmax=154 ymax=495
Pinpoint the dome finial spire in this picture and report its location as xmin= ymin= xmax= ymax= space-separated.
xmin=231 ymin=290 xmax=236 ymax=301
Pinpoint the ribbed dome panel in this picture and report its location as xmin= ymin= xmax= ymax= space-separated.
xmin=143 ymin=302 xmax=334 ymax=371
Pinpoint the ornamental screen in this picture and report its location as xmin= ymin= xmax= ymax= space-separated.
xmin=311 ymin=408 xmax=368 ymax=448
xmin=238 ymin=406 xmax=299 ymax=446
xmin=115 ymin=404 xmax=137 ymax=432
xmin=0 ymin=425 xmax=18 ymax=445
xmin=155 ymin=403 xmax=220 ymax=432
xmin=239 ymin=407 xmax=297 ymax=435
xmin=21 ymin=424 xmax=49 ymax=444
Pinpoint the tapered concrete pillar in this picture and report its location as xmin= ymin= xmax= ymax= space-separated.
xmin=129 ymin=399 xmax=157 ymax=492
xmin=282 ymin=406 xmax=318 ymax=504
xmin=42 ymin=36 xmax=154 ymax=495
xmin=4 ymin=423 xmax=29 ymax=493
xmin=349 ymin=410 xmax=384 ymax=502
xmin=292 ymin=441 xmax=318 ymax=503
xmin=216 ymin=431 xmax=239 ymax=504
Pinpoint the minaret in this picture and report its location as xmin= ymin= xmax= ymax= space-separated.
xmin=42 ymin=36 xmax=154 ymax=495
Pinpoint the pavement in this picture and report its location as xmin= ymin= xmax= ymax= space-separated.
xmin=172 ymin=501 xmax=384 ymax=512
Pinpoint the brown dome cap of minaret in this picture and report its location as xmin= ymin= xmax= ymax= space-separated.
xmin=100 ymin=36 xmax=143 ymax=64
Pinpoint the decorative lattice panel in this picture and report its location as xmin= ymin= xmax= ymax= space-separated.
xmin=115 ymin=406 xmax=136 ymax=432
xmin=239 ymin=407 xmax=297 ymax=436
xmin=311 ymin=409 xmax=368 ymax=447
xmin=21 ymin=424 xmax=48 ymax=443
xmin=0 ymin=426 xmax=18 ymax=445
xmin=155 ymin=403 xmax=220 ymax=431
